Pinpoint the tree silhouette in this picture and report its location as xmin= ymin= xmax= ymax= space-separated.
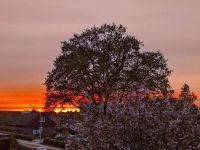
xmin=181 ymin=83 xmax=190 ymax=94
xmin=45 ymin=23 xmax=171 ymax=114
xmin=179 ymin=84 xmax=197 ymax=101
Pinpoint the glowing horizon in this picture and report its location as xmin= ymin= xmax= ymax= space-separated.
xmin=0 ymin=86 xmax=80 ymax=112
xmin=0 ymin=88 xmax=199 ymax=112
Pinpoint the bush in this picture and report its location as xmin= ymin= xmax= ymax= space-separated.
xmin=13 ymin=133 xmax=33 ymax=141
xmin=10 ymin=138 xmax=33 ymax=150
xmin=12 ymin=144 xmax=33 ymax=150
xmin=0 ymin=138 xmax=11 ymax=150
xmin=0 ymin=126 xmax=21 ymax=133
xmin=43 ymin=138 xmax=65 ymax=148
xmin=66 ymin=98 xmax=200 ymax=149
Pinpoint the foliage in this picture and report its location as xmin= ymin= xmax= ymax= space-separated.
xmin=0 ymin=126 xmax=21 ymax=133
xmin=43 ymin=137 xmax=65 ymax=148
xmin=45 ymin=23 xmax=171 ymax=114
xmin=181 ymin=83 xmax=190 ymax=93
xmin=179 ymin=83 xmax=197 ymax=101
xmin=0 ymin=137 xmax=32 ymax=150
xmin=12 ymin=133 xmax=33 ymax=141
xmin=0 ymin=138 xmax=11 ymax=150
xmin=10 ymin=138 xmax=32 ymax=150
xmin=65 ymin=97 xmax=200 ymax=150
xmin=11 ymin=144 xmax=33 ymax=150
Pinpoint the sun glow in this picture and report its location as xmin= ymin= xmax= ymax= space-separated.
xmin=0 ymin=86 xmax=80 ymax=112
xmin=54 ymin=108 xmax=80 ymax=113
xmin=0 ymin=85 xmax=199 ymax=112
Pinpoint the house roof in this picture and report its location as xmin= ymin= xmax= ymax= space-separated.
xmin=12 ymin=112 xmax=39 ymax=126
xmin=47 ymin=113 xmax=58 ymax=124
xmin=12 ymin=111 xmax=58 ymax=127
xmin=0 ymin=111 xmax=21 ymax=123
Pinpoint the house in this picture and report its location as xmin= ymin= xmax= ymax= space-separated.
xmin=0 ymin=111 xmax=21 ymax=126
xmin=11 ymin=111 xmax=58 ymax=135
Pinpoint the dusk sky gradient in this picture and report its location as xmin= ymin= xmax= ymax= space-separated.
xmin=0 ymin=0 xmax=200 ymax=111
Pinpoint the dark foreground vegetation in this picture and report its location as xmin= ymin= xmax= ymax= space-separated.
xmin=0 ymin=137 xmax=32 ymax=150
xmin=65 ymin=97 xmax=200 ymax=150
xmin=43 ymin=137 xmax=65 ymax=148
xmin=44 ymin=23 xmax=199 ymax=149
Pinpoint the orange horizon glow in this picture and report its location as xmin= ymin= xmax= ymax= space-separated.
xmin=0 ymin=86 xmax=200 ymax=112
xmin=0 ymin=86 xmax=80 ymax=112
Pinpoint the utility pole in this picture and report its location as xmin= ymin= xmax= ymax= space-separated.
xmin=30 ymin=105 xmax=45 ymax=143
xmin=39 ymin=113 xmax=42 ymax=143
xmin=39 ymin=113 xmax=45 ymax=143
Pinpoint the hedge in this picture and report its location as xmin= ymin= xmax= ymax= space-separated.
xmin=13 ymin=133 xmax=33 ymax=141
xmin=43 ymin=137 xmax=65 ymax=148
xmin=0 ymin=126 xmax=21 ymax=133
xmin=0 ymin=138 xmax=11 ymax=150
xmin=12 ymin=143 xmax=33 ymax=150
xmin=10 ymin=138 xmax=33 ymax=150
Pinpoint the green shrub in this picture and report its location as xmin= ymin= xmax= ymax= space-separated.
xmin=43 ymin=138 xmax=65 ymax=148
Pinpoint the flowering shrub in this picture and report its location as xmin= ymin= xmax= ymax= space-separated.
xmin=43 ymin=138 xmax=65 ymax=148
xmin=65 ymin=98 xmax=200 ymax=150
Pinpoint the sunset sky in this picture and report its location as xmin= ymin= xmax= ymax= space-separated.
xmin=0 ymin=0 xmax=200 ymax=111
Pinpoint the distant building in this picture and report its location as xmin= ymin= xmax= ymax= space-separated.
xmin=11 ymin=111 xmax=58 ymax=135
